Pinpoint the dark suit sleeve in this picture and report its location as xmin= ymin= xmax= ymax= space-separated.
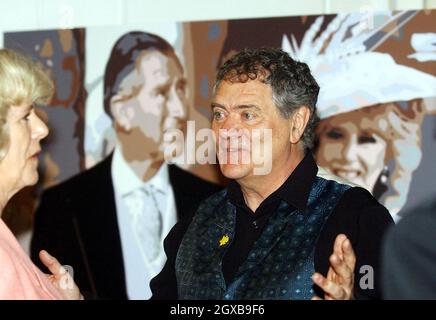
xmin=150 ymin=212 xmax=194 ymax=300
xmin=31 ymin=189 xmax=91 ymax=296
xmin=382 ymin=205 xmax=436 ymax=299
xmin=315 ymin=187 xmax=394 ymax=300
xmin=353 ymin=196 xmax=393 ymax=300
xmin=31 ymin=190 xmax=63 ymax=271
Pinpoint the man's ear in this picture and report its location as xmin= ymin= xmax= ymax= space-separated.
xmin=289 ymin=106 xmax=311 ymax=144
xmin=110 ymin=95 xmax=134 ymax=131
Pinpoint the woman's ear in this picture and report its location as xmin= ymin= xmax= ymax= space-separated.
xmin=290 ymin=106 xmax=311 ymax=144
xmin=110 ymin=95 xmax=134 ymax=131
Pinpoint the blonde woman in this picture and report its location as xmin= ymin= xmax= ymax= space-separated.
xmin=0 ymin=49 xmax=81 ymax=299
xmin=315 ymin=99 xmax=425 ymax=219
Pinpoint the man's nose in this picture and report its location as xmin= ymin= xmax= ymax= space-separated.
xmin=168 ymin=89 xmax=187 ymax=119
xmin=218 ymin=115 xmax=244 ymax=139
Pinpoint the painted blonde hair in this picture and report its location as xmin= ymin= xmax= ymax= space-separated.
xmin=0 ymin=49 xmax=53 ymax=160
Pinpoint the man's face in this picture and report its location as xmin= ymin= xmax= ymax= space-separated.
xmin=211 ymin=80 xmax=291 ymax=181
xmin=116 ymin=50 xmax=188 ymax=161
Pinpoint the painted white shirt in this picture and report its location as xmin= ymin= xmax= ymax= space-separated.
xmin=111 ymin=148 xmax=177 ymax=299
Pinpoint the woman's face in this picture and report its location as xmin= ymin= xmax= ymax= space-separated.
xmin=0 ymin=103 xmax=49 ymax=193
xmin=315 ymin=112 xmax=387 ymax=193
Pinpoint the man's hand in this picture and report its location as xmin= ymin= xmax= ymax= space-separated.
xmin=311 ymin=234 xmax=356 ymax=300
xmin=39 ymin=250 xmax=83 ymax=300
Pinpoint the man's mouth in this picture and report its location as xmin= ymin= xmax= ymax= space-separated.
xmin=223 ymin=146 xmax=251 ymax=153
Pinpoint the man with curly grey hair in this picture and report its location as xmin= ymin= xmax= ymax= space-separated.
xmin=151 ymin=47 xmax=393 ymax=300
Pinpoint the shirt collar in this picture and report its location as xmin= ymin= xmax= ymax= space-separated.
xmin=111 ymin=147 xmax=170 ymax=196
xmin=227 ymin=153 xmax=318 ymax=211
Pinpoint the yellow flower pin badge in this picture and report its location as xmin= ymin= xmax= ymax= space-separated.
xmin=219 ymin=234 xmax=230 ymax=247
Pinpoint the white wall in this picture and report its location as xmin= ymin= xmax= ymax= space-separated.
xmin=1 ymin=0 xmax=436 ymax=46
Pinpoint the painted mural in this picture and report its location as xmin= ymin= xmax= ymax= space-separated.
xmin=3 ymin=10 xmax=435 ymax=239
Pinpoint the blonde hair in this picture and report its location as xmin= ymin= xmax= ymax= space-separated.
xmin=0 ymin=49 xmax=53 ymax=159
xmin=377 ymin=100 xmax=424 ymax=216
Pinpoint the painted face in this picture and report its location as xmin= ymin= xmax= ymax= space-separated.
xmin=211 ymin=80 xmax=291 ymax=181
xmin=0 ymin=103 xmax=49 ymax=193
xmin=316 ymin=111 xmax=387 ymax=192
xmin=117 ymin=50 xmax=188 ymax=162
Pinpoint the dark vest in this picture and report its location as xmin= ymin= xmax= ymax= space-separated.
xmin=176 ymin=176 xmax=350 ymax=300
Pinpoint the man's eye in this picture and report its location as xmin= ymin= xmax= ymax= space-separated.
xmin=243 ymin=112 xmax=255 ymax=120
xmin=213 ymin=111 xmax=224 ymax=121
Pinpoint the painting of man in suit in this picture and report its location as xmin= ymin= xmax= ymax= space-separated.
xmin=30 ymin=31 xmax=221 ymax=299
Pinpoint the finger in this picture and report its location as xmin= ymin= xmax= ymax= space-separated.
xmin=311 ymin=295 xmax=323 ymax=300
xmin=333 ymin=234 xmax=347 ymax=260
xmin=326 ymin=265 xmax=337 ymax=282
xmin=39 ymin=250 xmax=66 ymax=276
xmin=342 ymin=238 xmax=356 ymax=271
xmin=329 ymin=253 xmax=353 ymax=285
xmin=326 ymin=267 xmax=335 ymax=281
xmin=312 ymin=272 xmax=346 ymax=300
